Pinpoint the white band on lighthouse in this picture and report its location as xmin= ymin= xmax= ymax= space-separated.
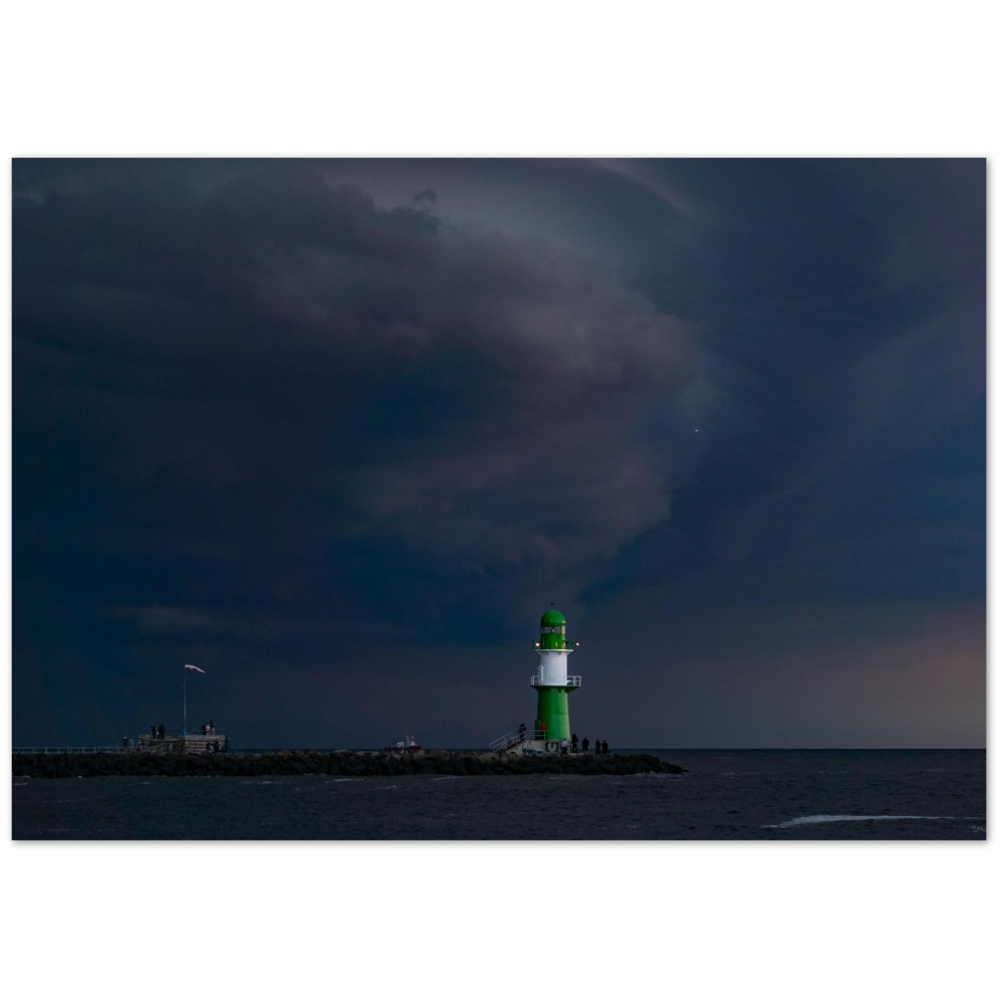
xmin=536 ymin=648 xmax=572 ymax=685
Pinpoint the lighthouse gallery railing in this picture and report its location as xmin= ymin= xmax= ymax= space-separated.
xmin=530 ymin=675 xmax=581 ymax=687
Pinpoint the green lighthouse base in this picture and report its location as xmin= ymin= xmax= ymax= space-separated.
xmin=533 ymin=684 xmax=577 ymax=742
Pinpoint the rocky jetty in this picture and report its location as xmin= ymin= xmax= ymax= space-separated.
xmin=12 ymin=749 xmax=686 ymax=779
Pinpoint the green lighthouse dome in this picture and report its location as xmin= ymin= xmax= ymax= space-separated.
xmin=539 ymin=608 xmax=567 ymax=649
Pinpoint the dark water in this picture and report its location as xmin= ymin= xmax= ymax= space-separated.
xmin=12 ymin=749 xmax=985 ymax=840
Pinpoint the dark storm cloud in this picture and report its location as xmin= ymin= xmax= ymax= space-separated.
xmin=608 ymin=160 xmax=984 ymax=593
xmin=13 ymin=161 xmax=700 ymax=649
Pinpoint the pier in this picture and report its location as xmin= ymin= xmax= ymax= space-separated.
xmin=13 ymin=748 xmax=686 ymax=779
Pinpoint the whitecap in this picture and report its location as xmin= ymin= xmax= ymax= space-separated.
xmin=763 ymin=814 xmax=953 ymax=829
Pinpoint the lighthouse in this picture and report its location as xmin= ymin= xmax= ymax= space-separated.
xmin=531 ymin=608 xmax=581 ymax=743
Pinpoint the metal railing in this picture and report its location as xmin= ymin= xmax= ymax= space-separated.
xmin=13 ymin=746 xmax=136 ymax=755
xmin=488 ymin=727 xmax=547 ymax=752
xmin=530 ymin=675 xmax=581 ymax=687
xmin=15 ymin=735 xmax=232 ymax=755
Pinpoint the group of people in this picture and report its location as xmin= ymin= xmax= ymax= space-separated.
xmin=522 ymin=725 xmax=610 ymax=755
xmin=575 ymin=734 xmax=610 ymax=754
xmin=201 ymin=720 xmax=216 ymax=736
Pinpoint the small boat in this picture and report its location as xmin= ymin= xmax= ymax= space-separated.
xmin=385 ymin=736 xmax=422 ymax=753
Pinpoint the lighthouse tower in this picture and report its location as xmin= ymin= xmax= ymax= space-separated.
xmin=532 ymin=608 xmax=581 ymax=743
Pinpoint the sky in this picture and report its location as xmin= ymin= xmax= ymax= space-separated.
xmin=11 ymin=158 xmax=985 ymax=749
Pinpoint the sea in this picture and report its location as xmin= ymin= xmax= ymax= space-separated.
xmin=11 ymin=748 xmax=985 ymax=840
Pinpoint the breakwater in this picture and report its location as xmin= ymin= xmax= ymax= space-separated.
xmin=12 ymin=749 xmax=686 ymax=779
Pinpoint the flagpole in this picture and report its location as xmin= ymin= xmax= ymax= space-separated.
xmin=181 ymin=665 xmax=204 ymax=738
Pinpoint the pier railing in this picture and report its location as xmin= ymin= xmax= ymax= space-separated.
xmin=13 ymin=746 xmax=136 ymax=755
xmin=15 ymin=735 xmax=232 ymax=755
xmin=488 ymin=728 xmax=546 ymax=752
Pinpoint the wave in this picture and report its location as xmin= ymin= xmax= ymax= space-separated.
xmin=763 ymin=814 xmax=957 ymax=828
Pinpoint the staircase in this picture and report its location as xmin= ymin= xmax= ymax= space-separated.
xmin=489 ymin=727 xmax=554 ymax=753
